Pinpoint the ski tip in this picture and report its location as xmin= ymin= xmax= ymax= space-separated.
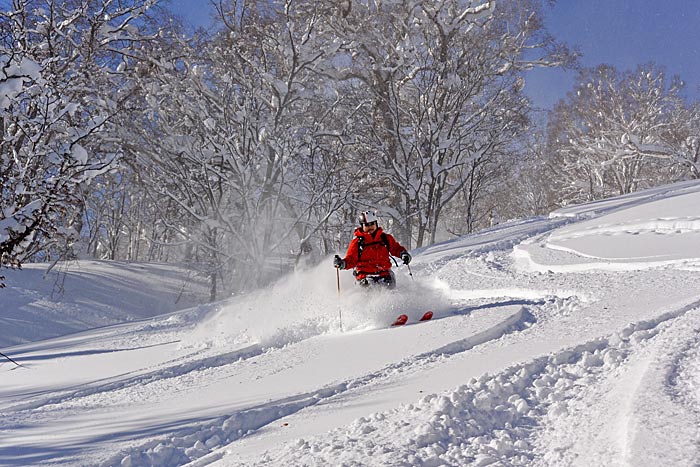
xmin=420 ymin=311 xmax=433 ymax=321
xmin=392 ymin=314 xmax=409 ymax=326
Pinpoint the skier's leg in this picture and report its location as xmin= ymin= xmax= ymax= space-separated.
xmin=381 ymin=270 xmax=396 ymax=289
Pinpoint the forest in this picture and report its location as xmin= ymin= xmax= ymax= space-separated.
xmin=1 ymin=0 xmax=698 ymax=299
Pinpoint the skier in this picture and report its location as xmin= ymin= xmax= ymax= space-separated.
xmin=333 ymin=210 xmax=411 ymax=289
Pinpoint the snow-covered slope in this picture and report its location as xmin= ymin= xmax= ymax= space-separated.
xmin=0 ymin=261 xmax=209 ymax=347
xmin=1 ymin=181 xmax=700 ymax=467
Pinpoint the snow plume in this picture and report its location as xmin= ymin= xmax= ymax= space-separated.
xmin=335 ymin=274 xmax=454 ymax=331
xmin=183 ymin=260 xmax=454 ymax=350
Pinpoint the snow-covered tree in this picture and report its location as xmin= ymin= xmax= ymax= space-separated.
xmin=661 ymin=100 xmax=700 ymax=180
xmin=548 ymin=64 xmax=689 ymax=203
xmin=316 ymin=0 xmax=573 ymax=246
xmin=103 ymin=0 xmax=576 ymax=296
xmin=0 ymin=0 xmax=581 ymax=293
xmin=118 ymin=0 xmax=355 ymax=297
xmin=0 ymin=0 xmax=158 ymax=278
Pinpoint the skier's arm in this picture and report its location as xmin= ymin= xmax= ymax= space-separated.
xmin=387 ymin=234 xmax=411 ymax=264
xmin=386 ymin=234 xmax=408 ymax=258
xmin=343 ymin=238 xmax=359 ymax=270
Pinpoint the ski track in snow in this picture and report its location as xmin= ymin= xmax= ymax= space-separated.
xmin=1 ymin=280 xmax=572 ymax=467
xmin=1 ymin=181 xmax=700 ymax=466
xmin=101 ymin=264 xmax=698 ymax=467
xmin=222 ymin=299 xmax=700 ymax=467
xmin=97 ymin=296 xmax=556 ymax=467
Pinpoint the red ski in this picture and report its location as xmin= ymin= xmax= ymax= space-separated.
xmin=392 ymin=314 xmax=408 ymax=326
xmin=392 ymin=311 xmax=433 ymax=326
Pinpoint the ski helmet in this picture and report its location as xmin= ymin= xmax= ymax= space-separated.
xmin=358 ymin=210 xmax=379 ymax=225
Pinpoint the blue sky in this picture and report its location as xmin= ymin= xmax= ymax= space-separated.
xmin=166 ymin=0 xmax=216 ymax=32
xmin=525 ymin=0 xmax=700 ymax=109
xmin=167 ymin=0 xmax=700 ymax=110
xmin=1 ymin=0 xmax=696 ymax=110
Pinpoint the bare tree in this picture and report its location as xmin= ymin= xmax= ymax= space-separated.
xmin=317 ymin=0 xmax=574 ymax=246
xmin=548 ymin=64 xmax=689 ymax=204
xmin=0 ymin=0 xmax=158 ymax=281
xmin=661 ymin=100 xmax=700 ymax=180
xmin=118 ymin=0 xmax=354 ymax=297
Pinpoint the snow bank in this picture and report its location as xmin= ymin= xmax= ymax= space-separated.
xmin=4 ymin=181 xmax=700 ymax=467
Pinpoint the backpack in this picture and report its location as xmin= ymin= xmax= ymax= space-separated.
xmin=356 ymin=232 xmax=390 ymax=261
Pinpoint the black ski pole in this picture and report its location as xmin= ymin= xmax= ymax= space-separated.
xmin=0 ymin=350 xmax=24 ymax=368
xmin=336 ymin=266 xmax=341 ymax=294
xmin=406 ymin=263 xmax=414 ymax=280
xmin=336 ymin=266 xmax=343 ymax=331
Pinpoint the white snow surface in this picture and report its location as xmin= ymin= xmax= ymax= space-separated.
xmin=2 ymin=180 xmax=700 ymax=467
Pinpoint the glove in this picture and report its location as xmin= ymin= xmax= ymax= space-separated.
xmin=400 ymin=251 xmax=411 ymax=265
xmin=333 ymin=255 xmax=345 ymax=269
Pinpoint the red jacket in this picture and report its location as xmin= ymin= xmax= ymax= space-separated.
xmin=342 ymin=227 xmax=407 ymax=278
